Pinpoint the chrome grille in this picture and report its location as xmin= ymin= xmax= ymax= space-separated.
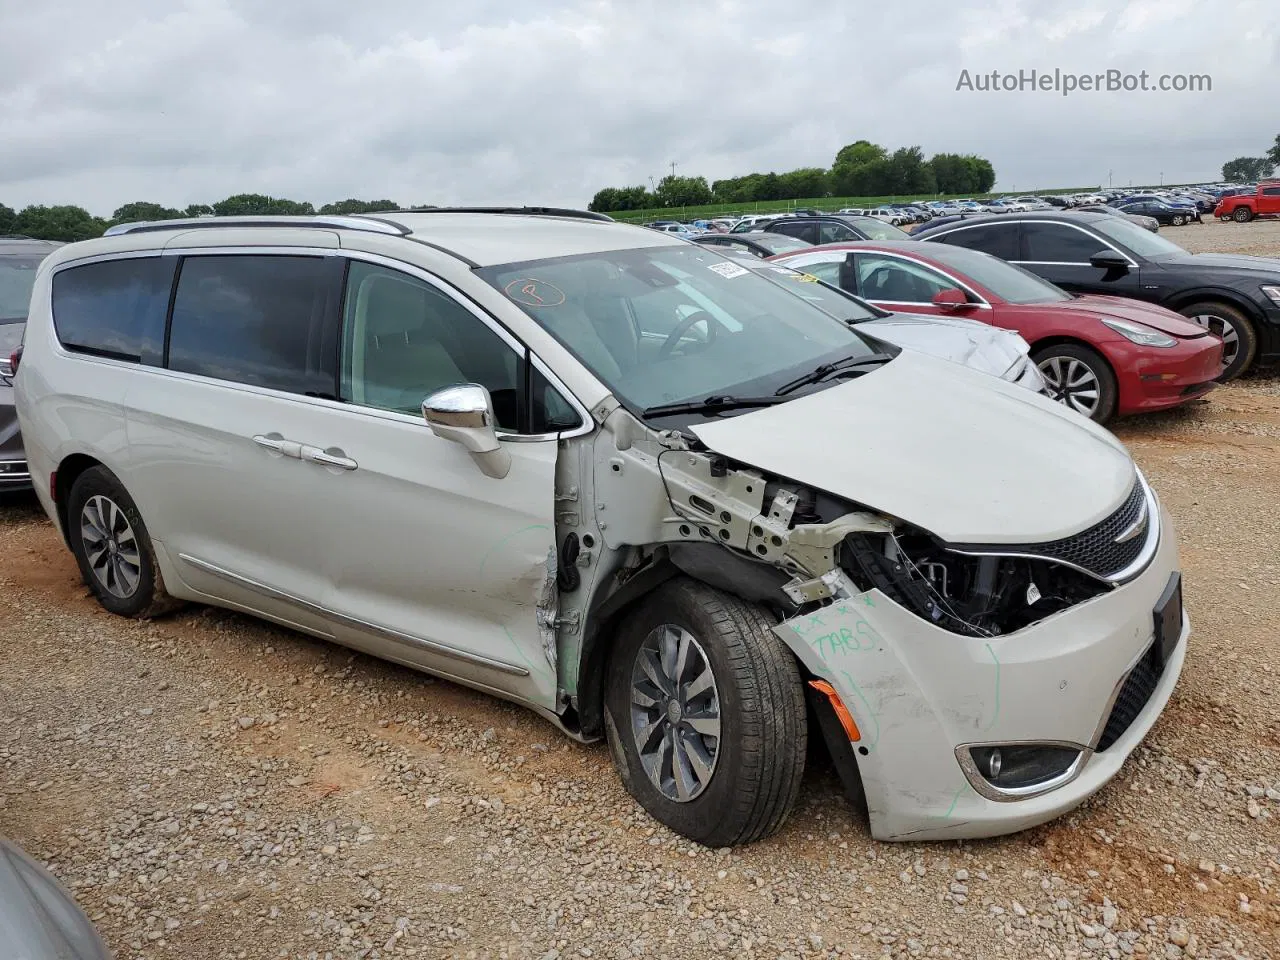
xmin=952 ymin=477 xmax=1153 ymax=581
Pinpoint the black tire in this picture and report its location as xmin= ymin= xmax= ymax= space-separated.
xmin=67 ymin=466 xmax=181 ymax=618
xmin=1032 ymin=342 xmax=1118 ymax=424
xmin=1233 ymin=207 xmax=1253 ymax=223
xmin=1171 ymin=214 xmax=1185 ymax=226
xmin=603 ymin=577 xmax=806 ymax=846
xmin=1176 ymin=301 xmax=1258 ymax=381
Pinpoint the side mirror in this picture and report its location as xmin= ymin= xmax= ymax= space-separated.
xmin=422 ymin=383 xmax=511 ymax=479
xmin=931 ymin=288 xmax=970 ymax=310
xmin=1089 ymin=251 xmax=1130 ymax=272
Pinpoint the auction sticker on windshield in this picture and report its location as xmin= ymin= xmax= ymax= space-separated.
xmin=707 ymin=261 xmax=749 ymax=279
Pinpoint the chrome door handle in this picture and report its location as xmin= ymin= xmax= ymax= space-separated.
xmin=302 ymin=446 xmax=358 ymax=471
xmin=253 ymin=434 xmax=305 ymax=458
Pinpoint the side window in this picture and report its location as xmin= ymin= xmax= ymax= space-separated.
xmin=854 ymin=254 xmax=958 ymax=302
xmin=1262 ymin=187 xmax=1280 ymax=197
xmin=51 ymin=257 xmax=176 ymax=363
xmin=788 ymin=257 xmax=845 ymax=286
xmin=168 ymin=255 xmax=339 ymax=395
xmin=819 ymin=222 xmax=857 ymax=243
xmin=1021 ymin=223 xmax=1112 ymax=263
xmin=340 ymin=261 xmax=523 ymax=430
xmin=934 ymin=225 xmax=1018 ymax=260
xmin=770 ymin=221 xmax=817 ymax=244
xmin=529 ymin=365 xmax=581 ymax=434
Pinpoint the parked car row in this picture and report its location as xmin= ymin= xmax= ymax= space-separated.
xmin=6 ymin=209 xmax=1191 ymax=851
xmin=912 ymin=211 xmax=1280 ymax=380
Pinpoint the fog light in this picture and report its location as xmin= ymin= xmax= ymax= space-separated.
xmin=968 ymin=744 xmax=1080 ymax=791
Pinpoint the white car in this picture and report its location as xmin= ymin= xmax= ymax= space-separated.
xmin=15 ymin=210 xmax=1187 ymax=845
xmin=725 ymin=253 xmax=1044 ymax=392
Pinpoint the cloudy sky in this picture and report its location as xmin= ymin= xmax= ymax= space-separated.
xmin=1 ymin=0 xmax=1276 ymax=215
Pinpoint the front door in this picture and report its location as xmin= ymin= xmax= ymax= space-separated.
xmin=301 ymin=257 xmax=581 ymax=710
xmin=1014 ymin=221 xmax=1143 ymax=298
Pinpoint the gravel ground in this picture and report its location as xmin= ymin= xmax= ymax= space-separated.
xmin=1 ymin=218 xmax=1278 ymax=959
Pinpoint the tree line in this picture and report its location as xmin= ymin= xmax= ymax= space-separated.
xmin=0 ymin=195 xmax=416 ymax=243
xmin=588 ymin=140 xmax=997 ymax=213
xmin=1221 ymin=134 xmax=1280 ymax=183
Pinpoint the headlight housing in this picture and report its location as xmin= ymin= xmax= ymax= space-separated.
xmin=1101 ymin=317 xmax=1177 ymax=348
xmin=1261 ymin=285 xmax=1280 ymax=307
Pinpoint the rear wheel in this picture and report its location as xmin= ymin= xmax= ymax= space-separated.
xmin=67 ymin=466 xmax=181 ymax=618
xmin=1177 ymin=301 xmax=1257 ymax=380
xmin=604 ymin=578 xmax=806 ymax=846
xmin=1033 ymin=343 xmax=1118 ymax=423
xmin=1233 ymin=207 xmax=1253 ymax=223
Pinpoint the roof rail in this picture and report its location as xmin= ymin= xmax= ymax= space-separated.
xmin=399 ymin=206 xmax=615 ymax=223
xmin=103 ymin=215 xmax=410 ymax=238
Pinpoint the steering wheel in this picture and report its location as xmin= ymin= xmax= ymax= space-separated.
xmin=659 ymin=310 xmax=719 ymax=358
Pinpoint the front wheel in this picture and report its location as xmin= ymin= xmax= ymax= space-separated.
xmin=1171 ymin=214 xmax=1185 ymax=226
xmin=1033 ymin=343 xmax=1118 ymax=423
xmin=1234 ymin=207 xmax=1253 ymax=223
xmin=67 ymin=466 xmax=181 ymax=618
xmin=604 ymin=578 xmax=807 ymax=846
xmin=1177 ymin=301 xmax=1257 ymax=380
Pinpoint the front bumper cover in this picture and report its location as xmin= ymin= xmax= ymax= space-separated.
xmin=774 ymin=503 xmax=1185 ymax=841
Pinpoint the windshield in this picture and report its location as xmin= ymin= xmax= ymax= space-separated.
xmin=0 ymin=257 xmax=43 ymax=322
xmin=1091 ymin=217 xmax=1186 ymax=258
xmin=849 ymin=218 xmax=910 ymax=241
xmin=911 ymin=244 xmax=1070 ymax=305
xmin=479 ymin=246 xmax=881 ymax=414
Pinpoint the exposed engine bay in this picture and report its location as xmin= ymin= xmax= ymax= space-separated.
xmin=577 ymin=399 xmax=1114 ymax=645
xmin=841 ymin=529 xmax=1108 ymax=637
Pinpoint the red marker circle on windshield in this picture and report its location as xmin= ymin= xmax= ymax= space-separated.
xmin=505 ymin=278 xmax=565 ymax=307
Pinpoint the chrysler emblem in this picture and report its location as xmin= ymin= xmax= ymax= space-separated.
xmin=1114 ymin=499 xmax=1149 ymax=544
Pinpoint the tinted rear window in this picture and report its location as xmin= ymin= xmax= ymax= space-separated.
xmin=51 ymin=256 xmax=176 ymax=363
xmin=167 ymin=255 xmax=340 ymax=395
xmin=0 ymin=256 xmax=44 ymax=322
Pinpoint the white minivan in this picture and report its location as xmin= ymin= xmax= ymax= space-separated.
xmin=14 ymin=210 xmax=1188 ymax=845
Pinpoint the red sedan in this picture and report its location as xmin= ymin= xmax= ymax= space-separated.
xmin=770 ymin=241 xmax=1222 ymax=423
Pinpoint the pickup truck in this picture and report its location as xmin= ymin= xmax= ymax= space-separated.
xmin=1214 ymin=182 xmax=1280 ymax=222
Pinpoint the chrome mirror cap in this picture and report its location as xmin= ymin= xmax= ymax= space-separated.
xmin=421 ymin=383 xmax=510 ymax=479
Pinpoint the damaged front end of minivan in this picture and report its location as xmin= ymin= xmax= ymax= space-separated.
xmin=554 ymin=395 xmax=1184 ymax=841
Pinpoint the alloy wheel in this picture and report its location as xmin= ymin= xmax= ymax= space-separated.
xmin=80 ymin=495 xmax=142 ymax=599
xmin=629 ymin=624 xmax=722 ymax=802
xmin=1187 ymin=314 xmax=1239 ymax=370
xmin=1038 ymin=355 xmax=1101 ymax=418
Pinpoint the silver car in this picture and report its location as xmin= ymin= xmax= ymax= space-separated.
xmin=0 ymin=838 xmax=111 ymax=958
xmin=14 ymin=211 xmax=1186 ymax=846
xmin=0 ymin=237 xmax=60 ymax=490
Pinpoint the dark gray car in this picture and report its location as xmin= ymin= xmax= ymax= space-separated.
xmin=1 ymin=238 xmax=60 ymax=490
xmin=0 ymin=838 xmax=111 ymax=958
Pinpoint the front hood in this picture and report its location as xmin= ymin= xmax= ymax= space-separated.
xmin=1063 ymin=295 xmax=1208 ymax=337
xmin=1149 ymin=251 xmax=1280 ymax=276
xmin=859 ymin=313 xmax=1027 ymax=379
xmin=690 ymin=351 xmax=1135 ymax=544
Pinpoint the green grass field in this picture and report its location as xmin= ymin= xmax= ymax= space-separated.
xmin=602 ymin=183 xmax=1201 ymax=223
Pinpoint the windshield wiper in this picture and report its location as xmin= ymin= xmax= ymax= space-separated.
xmin=642 ymin=394 xmax=786 ymax=418
xmin=774 ymin=353 xmax=893 ymax=396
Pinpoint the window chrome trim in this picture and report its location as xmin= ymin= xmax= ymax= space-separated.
xmin=178 ymin=553 xmax=530 ymax=677
xmin=784 ymin=248 xmax=994 ymax=309
xmin=924 ymin=218 xmax=1137 ymax=267
xmin=46 ymin=245 xmax=595 ymax=440
xmin=953 ymin=740 xmax=1089 ymax=802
